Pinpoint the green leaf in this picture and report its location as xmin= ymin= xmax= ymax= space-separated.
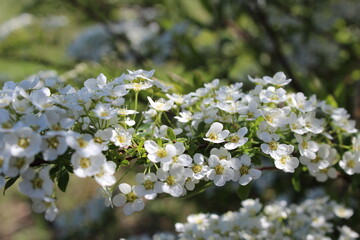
xmin=57 ymin=169 xmax=69 ymax=192
xmin=291 ymin=175 xmax=301 ymax=192
xmin=236 ymin=184 xmax=251 ymax=200
xmin=3 ymin=177 xmax=19 ymax=195
xmin=49 ymin=165 xmax=60 ymax=181
xmin=166 ymin=127 xmax=176 ymax=141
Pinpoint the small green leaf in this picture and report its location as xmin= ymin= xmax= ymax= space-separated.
xmin=166 ymin=127 xmax=176 ymax=141
xmin=236 ymin=184 xmax=251 ymax=200
xmin=57 ymin=169 xmax=69 ymax=192
xmin=49 ymin=165 xmax=60 ymax=180
xmin=121 ymin=160 xmax=130 ymax=166
xmin=3 ymin=177 xmax=19 ymax=195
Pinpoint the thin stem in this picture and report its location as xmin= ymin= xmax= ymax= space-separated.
xmin=163 ymin=112 xmax=176 ymax=128
xmin=133 ymin=91 xmax=139 ymax=120
xmin=111 ymin=163 xmax=136 ymax=192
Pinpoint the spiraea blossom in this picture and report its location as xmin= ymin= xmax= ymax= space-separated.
xmin=0 ymin=68 xmax=359 ymax=232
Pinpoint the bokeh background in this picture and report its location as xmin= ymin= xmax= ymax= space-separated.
xmin=1 ymin=0 xmax=360 ymax=239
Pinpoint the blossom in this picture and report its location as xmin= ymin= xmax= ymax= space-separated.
xmin=19 ymin=166 xmax=53 ymax=199
xmin=203 ymin=122 xmax=229 ymax=143
xmin=133 ymin=172 xmax=159 ymax=200
xmin=231 ymin=155 xmax=261 ymax=185
xmin=206 ymin=155 xmax=234 ymax=186
xmin=4 ymin=127 xmax=42 ymax=157
xmin=112 ymin=183 xmax=145 ymax=215
xmin=94 ymin=161 xmax=116 ymax=187
xmin=71 ymin=152 xmax=106 ymax=178
xmin=147 ymin=96 xmax=173 ymax=111
xmin=155 ymin=165 xmax=186 ymax=197
xmin=272 ymin=145 xmax=299 ymax=173
xmin=263 ymin=72 xmax=292 ymax=86
xmin=224 ymin=127 xmax=248 ymax=150
xmin=144 ymin=140 xmax=177 ymax=163
xmin=339 ymin=151 xmax=360 ymax=175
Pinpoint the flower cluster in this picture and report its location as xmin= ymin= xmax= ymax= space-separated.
xmin=174 ymin=197 xmax=358 ymax=240
xmin=0 ymin=69 xmax=359 ymax=222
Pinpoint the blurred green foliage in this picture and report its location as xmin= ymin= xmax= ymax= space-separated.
xmin=1 ymin=0 xmax=360 ymax=239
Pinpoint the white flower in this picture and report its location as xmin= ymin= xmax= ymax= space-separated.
xmin=19 ymin=166 xmax=53 ymax=199
xmin=259 ymin=86 xmax=287 ymax=103
xmin=175 ymin=111 xmax=194 ymax=123
xmin=6 ymin=156 xmax=34 ymax=177
xmin=127 ymin=69 xmax=155 ymax=82
xmin=298 ymin=112 xmax=324 ymax=134
xmin=94 ymin=161 xmax=116 ymax=187
xmin=147 ymin=96 xmax=174 ymax=111
xmin=133 ymin=172 xmax=159 ymax=200
xmin=224 ymin=127 xmax=248 ymax=150
xmin=289 ymin=112 xmax=307 ymax=135
xmin=155 ymin=165 xmax=186 ymax=197
xmin=93 ymin=128 xmax=113 ymax=151
xmin=339 ymin=151 xmax=360 ymax=175
xmin=203 ymin=122 xmax=229 ymax=143
xmin=66 ymin=132 xmax=101 ymax=157
xmin=231 ymin=155 xmax=261 ymax=185
xmin=207 ymin=155 xmax=234 ymax=186
xmin=41 ymin=133 xmax=67 ymax=161
xmin=110 ymin=126 xmax=134 ymax=148
xmin=124 ymin=81 xmax=152 ymax=91
xmin=189 ymin=153 xmax=210 ymax=180
xmin=291 ymin=92 xmax=316 ymax=113
xmin=332 ymin=204 xmax=353 ymax=219
xmin=261 ymin=108 xmax=289 ymax=128
xmin=161 ymin=142 xmax=192 ymax=171
xmin=31 ymin=197 xmax=59 ymax=221
xmin=260 ymin=132 xmax=291 ymax=159
xmin=210 ymin=147 xmax=231 ymax=161
xmin=296 ymin=134 xmax=319 ymax=159
xmin=338 ymin=225 xmax=359 ymax=240
xmin=4 ymin=127 xmax=42 ymax=157
xmin=272 ymin=145 xmax=299 ymax=173
xmin=112 ymin=183 xmax=145 ymax=215
xmin=300 ymin=144 xmax=334 ymax=172
xmin=144 ymin=140 xmax=177 ymax=163
xmin=263 ymin=72 xmax=291 ymax=86
xmin=92 ymin=103 xmax=117 ymax=120
xmin=71 ymin=152 xmax=106 ymax=178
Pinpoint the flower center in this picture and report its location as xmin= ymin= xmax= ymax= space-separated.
xmin=279 ymin=156 xmax=287 ymax=165
xmin=94 ymin=137 xmax=103 ymax=144
xmin=77 ymin=138 xmax=88 ymax=148
xmin=31 ymin=175 xmax=43 ymax=189
xmin=144 ymin=180 xmax=154 ymax=190
xmin=100 ymin=111 xmax=109 ymax=117
xmin=347 ymin=160 xmax=355 ymax=168
xmin=15 ymin=157 xmax=26 ymax=169
xmin=229 ymin=135 xmax=240 ymax=143
xmin=215 ymin=164 xmax=224 ymax=175
xmin=157 ymin=148 xmax=167 ymax=158
xmin=192 ymin=165 xmax=202 ymax=173
xmin=269 ymin=141 xmax=278 ymax=151
xmin=18 ymin=137 xmax=30 ymax=149
xmin=208 ymin=133 xmax=218 ymax=141
xmin=47 ymin=137 xmax=59 ymax=149
xmin=126 ymin=192 xmax=137 ymax=202
xmin=166 ymin=176 xmax=175 ymax=186
xmin=240 ymin=165 xmax=249 ymax=175
xmin=117 ymin=135 xmax=127 ymax=143
xmin=80 ymin=158 xmax=91 ymax=168
xmin=2 ymin=122 xmax=12 ymax=129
